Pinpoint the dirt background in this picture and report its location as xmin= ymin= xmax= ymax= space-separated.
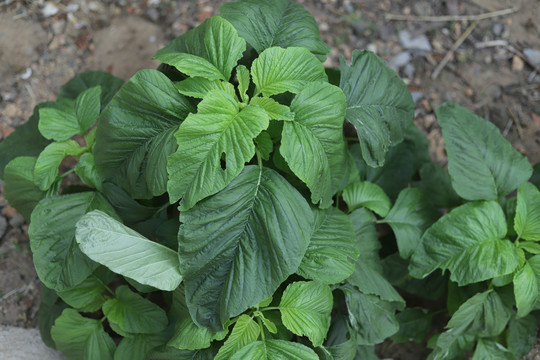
xmin=0 ymin=0 xmax=539 ymax=358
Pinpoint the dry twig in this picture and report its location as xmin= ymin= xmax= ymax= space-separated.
xmin=385 ymin=7 xmax=518 ymax=22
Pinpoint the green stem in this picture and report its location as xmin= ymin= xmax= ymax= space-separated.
xmin=255 ymin=148 xmax=263 ymax=170
xmin=60 ymin=168 xmax=76 ymax=178
xmin=259 ymin=306 xmax=280 ymax=312
xmin=94 ymin=276 xmax=114 ymax=297
xmin=257 ymin=316 xmax=266 ymax=341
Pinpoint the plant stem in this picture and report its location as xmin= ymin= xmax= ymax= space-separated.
xmin=257 ymin=316 xmax=266 ymax=341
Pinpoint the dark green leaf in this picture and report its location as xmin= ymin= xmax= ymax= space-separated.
xmin=28 ymin=192 xmax=117 ymax=290
xmin=38 ymin=287 xmax=67 ymax=349
xmin=74 ymin=152 xmax=101 ymax=190
xmin=297 ymin=207 xmax=359 ymax=284
xmin=75 ymin=210 xmax=183 ymax=291
xmin=437 ymin=102 xmax=532 ymax=200
xmin=340 ymin=50 xmax=414 ymax=167
xmin=57 ymin=71 xmax=124 ymax=110
xmin=349 ymin=208 xmax=381 ymax=273
xmin=513 ymin=260 xmax=539 ymax=317
xmin=410 ymin=201 xmax=519 ymax=285
xmin=506 ymin=315 xmax=537 ymax=358
xmin=115 ymin=334 xmax=167 ymax=360
xmin=391 ymin=308 xmax=432 ymax=343
xmin=515 ymin=182 xmax=540 ymax=241
xmin=56 ymin=275 xmax=107 ymax=312
xmin=51 ymin=308 xmax=116 ymax=360
xmin=167 ymin=90 xmax=269 ymax=209
xmin=178 ymin=166 xmax=313 ymax=330
xmin=342 ymin=181 xmax=391 ymax=216
xmin=101 ymin=182 xmax=160 ymax=224
xmin=472 ymin=339 xmax=513 ymax=360
xmin=95 ymin=69 xmax=194 ymax=199
xmin=254 ymin=131 xmax=273 ymax=161
xmin=418 ymin=162 xmax=461 ymax=209
xmin=348 ymin=261 xmax=405 ymax=307
xmin=154 ymin=17 xmax=246 ymax=81
xmin=229 ymin=339 xmax=318 ymax=360
xmin=220 ymin=0 xmax=330 ymax=60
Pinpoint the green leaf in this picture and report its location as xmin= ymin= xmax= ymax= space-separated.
xmin=506 ymin=315 xmax=537 ymax=358
xmin=251 ymin=47 xmax=327 ymax=97
xmin=236 ymin=65 xmax=250 ymax=102
xmin=215 ymin=315 xmax=260 ymax=360
xmin=75 ymin=210 xmax=183 ymax=291
xmin=297 ymin=207 xmax=359 ymax=284
xmin=4 ymin=157 xmax=46 ymax=221
xmin=340 ymin=50 xmax=414 ymax=167
xmin=102 ymin=285 xmax=167 ymax=334
xmin=167 ymin=90 xmax=269 ymax=209
xmin=437 ymin=102 xmax=533 ymax=200
xmin=219 ymin=0 xmax=330 ymax=61
xmin=519 ymin=241 xmax=540 ymax=254
xmin=51 ymin=309 xmax=116 ymax=360
xmin=279 ymin=281 xmax=333 ymax=347
xmin=250 ymin=97 xmax=294 ymax=121
xmin=34 ymin=140 xmax=85 ymax=190
xmin=418 ymin=163 xmax=461 ymax=209
xmin=472 ymin=339 xmax=513 ymax=360
xmin=280 ymin=82 xmax=347 ymax=207
xmin=28 ymin=192 xmax=117 ymax=290
xmin=254 ymin=311 xmax=277 ymax=334
xmin=254 ymin=131 xmax=273 ymax=161
xmin=101 ymin=182 xmax=160 ymax=224
xmin=410 ymin=201 xmax=519 ymax=285
xmin=347 ymin=261 xmax=405 ymax=307
xmin=515 ymin=182 xmax=540 ymax=241
xmin=57 ymin=71 xmax=124 ymax=111
xmin=75 ymin=86 xmax=101 ymax=133
xmin=229 ymin=339 xmax=318 ymax=360
xmin=0 ymin=103 xmax=52 ymax=179
xmin=341 ymin=285 xmax=399 ymax=345
xmin=513 ymin=261 xmax=539 ymax=317
xmin=56 ymin=275 xmax=106 ymax=312
xmin=349 ymin=208 xmax=381 ymax=273
xmin=154 ymin=16 xmax=246 ymax=81
xmin=382 ymin=188 xmax=439 ymax=259
xmin=75 ymin=152 xmax=101 ymax=190
xmin=115 ymin=334 xmax=167 ymax=360
xmin=178 ymin=166 xmax=313 ymax=330
xmin=38 ymin=99 xmax=78 ymax=141
xmin=391 ymin=308 xmax=432 ymax=343
xmin=342 ymin=181 xmax=391 ymax=216
xmin=38 ymin=287 xmax=68 ymax=349
xmin=175 ymin=77 xmax=236 ymax=99
xmin=95 ymin=69 xmax=194 ymax=199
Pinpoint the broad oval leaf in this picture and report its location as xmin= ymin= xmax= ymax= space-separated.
xmin=102 ymin=285 xmax=168 ymax=334
xmin=342 ymin=181 xmax=391 ymax=217
xmin=214 ymin=315 xmax=260 ymax=360
xmin=34 ymin=140 xmax=85 ymax=191
xmin=179 ymin=166 xmax=313 ymax=330
xmin=153 ymin=16 xmax=246 ymax=81
xmin=56 ymin=275 xmax=106 ymax=312
xmin=348 ymin=261 xmax=405 ymax=308
xmin=57 ymin=70 xmax=124 ymax=110
xmin=437 ymin=102 xmax=532 ymax=200
xmin=28 ymin=192 xmax=117 ymax=291
xmin=230 ymin=339 xmax=318 ymax=360
xmin=167 ymin=90 xmax=269 ymax=209
xmin=514 ymin=182 xmax=540 ymax=241
xmin=340 ymin=50 xmax=414 ymax=167
xmin=115 ymin=334 xmax=167 ymax=360
xmin=74 ymin=86 xmax=101 ymax=133
xmin=250 ymin=97 xmax=294 ymax=121
xmin=38 ymin=98 xmax=78 ymax=141
xmin=506 ymin=315 xmax=538 ymax=358
xmin=513 ymin=261 xmax=539 ymax=318
xmin=175 ymin=77 xmax=236 ymax=99
xmin=297 ymin=207 xmax=359 ymax=284
xmin=74 ymin=152 xmax=101 ymax=190
xmin=410 ymin=201 xmax=519 ymax=286
xmin=251 ymin=47 xmax=327 ymax=97
xmin=95 ymin=69 xmax=194 ymax=199
xmin=75 ymin=210 xmax=183 ymax=291
xmin=220 ymin=0 xmax=330 ymax=61
xmin=51 ymin=308 xmax=116 ymax=360
xmin=472 ymin=339 xmax=513 ymax=360
xmin=280 ymin=82 xmax=347 ymax=207
xmin=279 ymin=281 xmax=333 ymax=347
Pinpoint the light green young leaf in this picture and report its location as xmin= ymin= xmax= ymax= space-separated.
xmin=219 ymin=0 xmax=330 ymax=61
xmin=178 ymin=166 xmax=313 ymax=331
xmin=382 ymin=188 xmax=439 ymax=259
xmin=56 ymin=275 xmax=106 ymax=312
xmin=472 ymin=339 xmax=513 ymax=360
xmin=229 ymin=339 xmax=318 ymax=360
xmin=4 ymin=156 xmax=47 ymax=221
xmin=506 ymin=315 xmax=537 ymax=358
xmin=102 ymin=285 xmax=167 ymax=334
xmin=74 ymin=152 xmax=101 ymax=190
xmin=410 ymin=201 xmax=519 ymax=285
xmin=75 ymin=210 xmax=183 ymax=291
xmin=95 ymin=69 xmax=194 ymax=199
xmin=437 ymin=102 xmax=532 ymax=200
xmin=175 ymin=77 xmax=236 ymax=99
xmin=279 ymin=281 xmax=333 ymax=347
xmin=515 ymin=182 xmax=540 ymax=241
xmin=28 ymin=192 xmax=117 ymax=291
xmin=254 ymin=311 xmax=277 ymax=334
xmin=250 ymin=97 xmax=294 ymax=121
xmin=342 ymin=181 xmax=391 ymax=216
xmin=519 ymin=241 xmax=540 ymax=254
xmin=51 ymin=309 xmax=116 ymax=360
xmin=0 ymin=103 xmax=51 ymax=179
xmin=75 ymin=86 xmax=101 ymax=133
xmin=280 ymin=82 xmax=347 ymax=207
xmin=254 ymin=131 xmax=273 ymax=161
xmin=34 ymin=140 xmax=85 ymax=191
xmin=167 ymin=90 xmax=269 ymax=209
xmin=236 ymin=65 xmax=250 ymax=102
xmin=340 ymin=50 xmax=414 ymax=167
xmin=297 ymin=207 xmax=359 ymax=284
xmin=215 ymin=315 xmax=260 ymax=360
xmin=513 ymin=261 xmax=539 ymax=317
xmin=38 ymin=98 xmax=78 ymax=141
xmin=154 ymin=16 xmax=246 ymax=81
xmin=251 ymin=47 xmax=327 ymax=97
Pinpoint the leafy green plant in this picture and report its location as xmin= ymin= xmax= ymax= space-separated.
xmin=1 ymin=0 xmax=539 ymax=359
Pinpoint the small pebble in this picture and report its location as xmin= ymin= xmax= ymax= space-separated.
xmin=388 ymin=51 xmax=411 ymax=70
xmin=0 ymin=216 xmax=7 ymax=239
xmin=411 ymin=91 xmax=423 ymax=103
xmin=512 ymin=55 xmax=524 ymax=72
xmin=51 ymin=20 xmax=66 ymax=35
xmin=398 ymin=30 xmax=432 ymax=52
xmin=492 ymin=23 xmax=503 ymax=36
xmin=41 ymin=2 xmax=59 ymax=18
xmin=9 ymin=213 xmax=25 ymax=228
xmin=404 ymin=63 xmax=415 ymax=78
xmin=524 ymin=49 xmax=540 ymax=66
